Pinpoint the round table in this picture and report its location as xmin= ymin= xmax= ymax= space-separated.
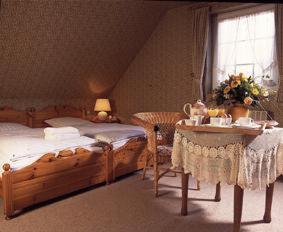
xmin=172 ymin=127 xmax=283 ymax=232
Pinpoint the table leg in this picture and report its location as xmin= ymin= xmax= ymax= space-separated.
xmin=181 ymin=171 xmax=189 ymax=216
xmin=263 ymin=182 xmax=275 ymax=223
xmin=215 ymin=182 xmax=221 ymax=202
xmin=234 ymin=184 xmax=244 ymax=232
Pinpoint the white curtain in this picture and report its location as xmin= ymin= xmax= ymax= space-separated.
xmin=213 ymin=7 xmax=278 ymax=89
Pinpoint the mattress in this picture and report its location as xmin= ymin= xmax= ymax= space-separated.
xmin=0 ymin=128 xmax=101 ymax=171
xmin=76 ymin=123 xmax=146 ymax=149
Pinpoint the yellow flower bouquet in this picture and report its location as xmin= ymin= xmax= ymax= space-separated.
xmin=213 ymin=73 xmax=274 ymax=107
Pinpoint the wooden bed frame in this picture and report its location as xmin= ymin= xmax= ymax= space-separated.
xmin=29 ymin=105 xmax=149 ymax=182
xmin=29 ymin=105 xmax=86 ymax=128
xmin=111 ymin=137 xmax=148 ymax=181
xmin=0 ymin=106 xmax=112 ymax=219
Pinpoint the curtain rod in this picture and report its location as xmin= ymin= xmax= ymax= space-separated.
xmin=210 ymin=3 xmax=267 ymax=15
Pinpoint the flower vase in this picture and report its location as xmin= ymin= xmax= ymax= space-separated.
xmin=229 ymin=105 xmax=250 ymax=122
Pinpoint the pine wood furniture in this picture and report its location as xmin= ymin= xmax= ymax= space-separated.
xmin=110 ymin=136 xmax=148 ymax=181
xmin=131 ymin=112 xmax=199 ymax=197
xmin=88 ymin=115 xmax=121 ymax=123
xmin=30 ymin=105 xmax=148 ymax=182
xmin=28 ymin=105 xmax=86 ymax=128
xmin=0 ymin=106 xmax=112 ymax=219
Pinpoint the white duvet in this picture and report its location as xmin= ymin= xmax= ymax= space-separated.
xmin=0 ymin=123 xmax=145 ymax=170
xmin=75 ymin=123 xmax=145 ymax=149
xmin=0 ymin=128 xmax=99 ymax=171
xmin=76 ymin=123 xmax=144 ymax=136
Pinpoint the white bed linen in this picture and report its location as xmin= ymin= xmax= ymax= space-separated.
xmin=94 ymin=130 xmax=145 ymax=144
xmin=0 ymin=128 xmax=101 ymax=171
xmin=76 ymin=123 xmax=144 ymax=135
xmin=75 ymin=123 xmax=145 ymax=149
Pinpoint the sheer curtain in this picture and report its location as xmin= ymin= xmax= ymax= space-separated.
xmin=213 ymin=6 xmax=278 ymax=89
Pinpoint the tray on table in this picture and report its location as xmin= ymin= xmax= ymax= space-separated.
xmin=176 ymin=123 xmax=267 ymax=136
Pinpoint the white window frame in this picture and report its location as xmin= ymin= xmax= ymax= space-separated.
xmin=212 ymin=4 xmax=278 ymax=89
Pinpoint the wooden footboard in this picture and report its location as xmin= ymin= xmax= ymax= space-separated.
xmin=112 ymin=137 xmax=148 ymax=180
xmin=0 ymin=146 xmax=112 ymax=218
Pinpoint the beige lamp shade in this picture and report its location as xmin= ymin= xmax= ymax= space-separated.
xmin=94 ymin=98 xmax=111 ymax=112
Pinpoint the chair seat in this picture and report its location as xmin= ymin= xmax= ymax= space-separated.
xmin=157 ymin=145 xmax=173 ymax=157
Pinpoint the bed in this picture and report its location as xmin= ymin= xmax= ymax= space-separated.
xmin=0 ymin=106 xmax=112 ymax=219
xmin=31 ymin=105 xmax=149 ymax=182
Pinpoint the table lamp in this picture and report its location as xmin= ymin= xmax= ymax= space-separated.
xmin=94 ymin=98 xmax=111 ymax=121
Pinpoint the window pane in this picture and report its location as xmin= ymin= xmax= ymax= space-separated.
xmin=213 ymin=9 xmax=277 ymax=89
xmin=254 ymin=38 xmax=275 ymax=67
xmin=254 ymin=11 xmax=275 ymax=38
xmin=235 ymin=41 xmax=253 ymax=64
xmin=235 ymin=64 xmax=254 ymax=77
xmin=218 ymin=19 xmax=239 ymax=43
xmin=218 ymin=43 xmax=236 ymax=66
xmin=237 ymin=18 xmax=250 ymax=41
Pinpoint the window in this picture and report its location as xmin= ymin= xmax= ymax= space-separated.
xmin=212 ymin=6 xmax=278 ymax=90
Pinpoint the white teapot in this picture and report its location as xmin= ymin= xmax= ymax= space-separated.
xmin=183 ymin=100 xmax=208 ymax=117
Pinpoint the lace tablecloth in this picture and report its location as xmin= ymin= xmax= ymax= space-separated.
xmin=172 ymin=128 xmax=283 ymax=190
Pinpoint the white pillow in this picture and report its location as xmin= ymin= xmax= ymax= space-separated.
xmin=0 ymin=123 xmax=29 ymax=132
xmin=45 ymin=117 xmax=92 ymax=127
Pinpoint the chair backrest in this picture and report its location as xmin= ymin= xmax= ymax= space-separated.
xmin=132 ymin=112 xmax=184 ymax=146
xmin=249 ymin=110 xmax=274 ymax=121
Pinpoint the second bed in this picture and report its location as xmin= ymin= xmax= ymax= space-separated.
xmin=30 ymin=105 xmax=148 ymax=182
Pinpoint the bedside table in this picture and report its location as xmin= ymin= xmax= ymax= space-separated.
xmin=88 ymin=115 xmax=120 ymax=123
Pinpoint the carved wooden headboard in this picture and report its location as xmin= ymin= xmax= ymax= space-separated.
xmin=56 ymin=105 xmax=85 ymax=118
xmin=0 ymin=107 xmax=30 ymax=126
xmin=30 ymin=105 xmax=86 ymax=128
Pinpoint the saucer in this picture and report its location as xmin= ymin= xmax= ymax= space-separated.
xmin=204 ymin=124 xmax=231 ymax=128
xmin=233 ymin=123 xmax=261 ymax=129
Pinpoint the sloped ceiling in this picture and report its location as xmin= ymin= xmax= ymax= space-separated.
xmin=0 ymin=0 xmax=191 ymax=102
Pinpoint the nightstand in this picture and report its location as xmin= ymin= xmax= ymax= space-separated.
xmin=88 ymin=115 xmax=120 ymax=123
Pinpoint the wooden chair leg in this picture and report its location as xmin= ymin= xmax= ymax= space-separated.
xmin=215 ymin=182 xmax=221 ymax=202
xmin=181 ymin=171 xmax=189 ymax=216
xmin=234 ymin=184 xmax=244 ymax=232
xmin=263 ymin=183 xmax=274 ymax=223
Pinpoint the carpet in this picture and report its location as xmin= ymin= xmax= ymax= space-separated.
xmin=0 ymin=172 xmax=282 ymax=232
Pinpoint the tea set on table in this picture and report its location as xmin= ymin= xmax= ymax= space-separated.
xmin=182 ymin=100 xmax=263 ymax=129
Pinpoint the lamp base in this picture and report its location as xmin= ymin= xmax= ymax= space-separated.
xmin=97 ymin=111 xmax=108 ymax=121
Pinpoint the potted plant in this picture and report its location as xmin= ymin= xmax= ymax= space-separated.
xmin=212 ymin=73 xmax=275 ymax=121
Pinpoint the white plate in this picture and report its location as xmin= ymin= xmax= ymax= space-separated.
xmin=204 ymin=124 xmax=231 ymax=128
xmin=233 ymin=123 xmax=261 ymax=129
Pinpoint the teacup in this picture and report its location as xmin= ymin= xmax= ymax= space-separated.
xmin=184 ymin=119 xmax=197 ymax=126
xmin=222 ymin=117 xmax=232 ymax=126
xmin=236 ymin=117 xmax=254 ymax=126
xmin=210 ymin=117 xmax=223 ymax=126
xmin=190 ymin=115 xmax=204 ymax=125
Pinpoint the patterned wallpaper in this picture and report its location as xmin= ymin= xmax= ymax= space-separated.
xmin=0 ymin=0 xmax=186 ymax=110
xmin=111 ymin=5 xmax=283 ymax=125
xmin=111 ymin=6 xmax=194 ymax=120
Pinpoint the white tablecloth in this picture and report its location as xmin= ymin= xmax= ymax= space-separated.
xmin=172 ymin=128 xmax=283 ymax=190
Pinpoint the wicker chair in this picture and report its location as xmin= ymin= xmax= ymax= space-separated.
xmin=132 ymin=112 xmax=199 ymax=197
